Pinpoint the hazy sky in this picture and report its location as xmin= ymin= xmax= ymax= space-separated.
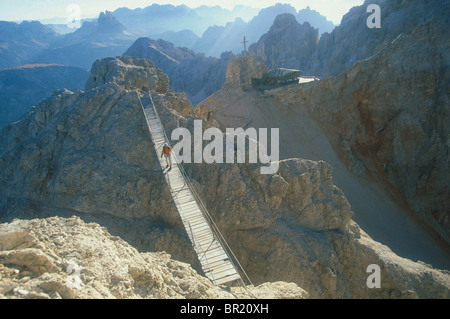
xmin=0 ymin=0 xmax=364 ymax=25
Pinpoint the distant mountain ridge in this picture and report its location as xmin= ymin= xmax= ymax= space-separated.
xmin=190 ymin=3 xmax=335 ymax=57
xmin=0 ymin=21 xmax=60 ymax=68
xmin=0 ymin=12 xmax=137 ymax=70
xmin=124 ymin=37 xmax=234 ymax=105
xmin=111 ymin=4 xmax=259 ymax=37
xmin=0 ymin=64 xmax=89 ymax=129
xmin=33 ymin=11 xmax=138 ymax=70
xmin=0 ymin=4 xmax=335 ymax=70
xmin=0 ymin=3 xmax=334 ymax=126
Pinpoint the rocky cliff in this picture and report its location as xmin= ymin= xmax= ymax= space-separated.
xmin=245 ymin=1 xmax=449 ymax=79
xmin=196 ymin=54 xmax=450 ymax=297
xmin=1 ymin=56 xmax=449 ymax=299
xmin=198 ymin=0 xmax=450 ymax=254
xmin=224 ymin=56 xmax=268 ymax=91
xmin=0 ymin=216 xmax=308 ymax=299
xmin=85 ymin=56 xmax=169 ymax=93
xmin=265 ymin=16 xmax=450 ymax=246
xmin=248 ymin=13 xmax=318 ymax=71
xmin=0 ymin=56 xmax=307 ymax=298
xmin=306 ymin=0 xmax=450 ymax=77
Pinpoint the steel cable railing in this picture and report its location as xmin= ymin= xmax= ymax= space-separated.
xmin=146 ymin=92 xmax=255 ymax=296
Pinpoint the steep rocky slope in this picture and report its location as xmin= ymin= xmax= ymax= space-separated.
xmin=306 ymin=0 xmax=450 ymax=77
xmin=0 ymin=216 xmax=308 ymax=299
xmin=196 ymin=1 xmax=450 ymax=261
xmin=1 ymin=56 xmax=449 ymax=298
xmin=267 ymin=17 xmax=450 ymax=246
xmin=123 ymin=38 xmax=197 ymax=69
xmin=196 ymin=49 xmax=450 ymax=272
xmin=248 ymin=13 xmax=318 ymax=71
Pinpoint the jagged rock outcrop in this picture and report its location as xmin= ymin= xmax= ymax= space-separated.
xmin=193 ymin=47 xmax=450 ymax=298
xmin=306 ymin=0 xmax=450 ymax=77
xmin=248 ymin=13 xmax=318 ymax=70
xmin=296 ymin=6 xmax=334 ymax=36
xmin=224 ymin=56 xmax=268 ymax=91
xmin=0 ymin=216 xmax=308 ymax=299
xmin=1 ymin=55 xmax=449 ymax=299
xmin=180 ymin=150 xmax=450 ymax=298
xmin=123 ymin=38 xmax=196 ymax=69
xmin=184 ymin=159 xmax=353 ymax=233
xmin=96 ymin=11 xmax=127 ymax=34
xmin=265 ymin=17 xmax=450 ymax=245
xmin=86 ymin=56 xmax=169 ymax=92
xmin=0 ymin=57 xmax=193 ymax=265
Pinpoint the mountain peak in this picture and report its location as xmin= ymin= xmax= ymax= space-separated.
xmin=97 ymin=10 xmax=126 ymax=33
xmin=249 ymin=13 xmax=318 ymax=70
xmin=86 ymin=56 xmax=169 ymax=92
xmin=271 ymin=13 xmax=298 ymax=29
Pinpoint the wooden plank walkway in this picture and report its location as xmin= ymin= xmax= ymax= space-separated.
xmin=140 ymin=93 xmax=242 ymax=285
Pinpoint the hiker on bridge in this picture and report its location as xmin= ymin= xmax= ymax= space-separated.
xmin=161 ymin=142 xmax=172 ymax=169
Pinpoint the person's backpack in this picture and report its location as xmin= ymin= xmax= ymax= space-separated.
xmin=162 ymin=145 xmax=171 ymax=154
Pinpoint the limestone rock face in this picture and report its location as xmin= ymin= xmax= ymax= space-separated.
xmin=0 ymin=217 xmax=310 ymax=299
xmin=85 ymin=56 xmax=169 ymax=92
xmin=268 ymin=17 xmax=450 ymax=243
xmin=225 ymin=56 xmax=268 ymax=91
xmin=183 ymin=156 xmax=450 ymax=298
xmin=0 ymin=216 xmax=233 ymax=299
xmin=1 ymin=54 xmax=449 ymax=299
xmin=0 ymin=84 xmax=179 ymax=224
xmin=151 ymin=91 xmax=194 ymax=118
xmin=248 ymin=13 xmax=318 ymax=70
xmin=191 ymin=16 xmax=450 ymax=297
xmin=306 ymin=0 xmax=449 ymax=77
xmin=0 ymin=57 xmax=192 ymax=264
xmin=185 ymin=159 xmax=353 ymax=233
xmin=233 ymin=281 xmax=310 ymax=299
xmin=123 ymin=38 xmax=196 ymax=68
